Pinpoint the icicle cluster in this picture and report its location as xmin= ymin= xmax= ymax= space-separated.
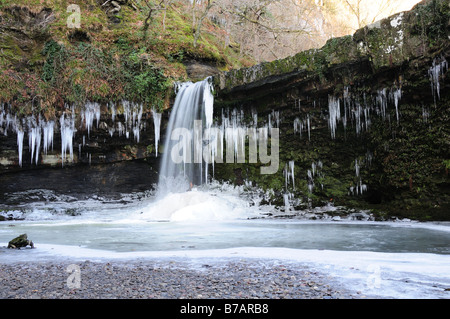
xmin=324 ymin=86 xmax=402 ymax=140
xmin=0 ymin=98 xmax=154 ymax=168
xmin=82 ymin=101 xmax=100 ymax=138
xmin=1 ymin=104 xmax=58 ymax=167
xmin=306 ymin=160 xmax=323 ymax=193
xmin=293 ymin=115 xmax=311 ymax=140
xmin=121 ymin=101 xmax=143 ymax=142
xmin=349 ymin=158 xmax=368 ymax=196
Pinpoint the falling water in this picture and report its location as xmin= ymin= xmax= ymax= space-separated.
xmin=158 ymin=77 xmax=214 ymax=190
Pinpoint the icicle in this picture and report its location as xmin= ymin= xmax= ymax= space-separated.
xmin=355 ymin=159 xmax=360 ymax=177
xmin=60 ymin=113 xmax=76 ymax=166
xmin=27 ymin=116 xmax=42 ymax=165
xmin=284 ymin=162 xmax=293 ymax=190
xmin=252 ymin=110 xmax=258 ymax=127
xmin=273 ymin=111 xmax=280 ymax=128
xmin=343 ymin=87 xmax=350 ymax=130
xmin=390 ymin=88 xmax=402 ymax=123
xmin=307 ymin=114 xmax=311 ymax=141
xmin=328 ymin=96 xmax=340 ymax=139
xmin=17 ymin=129 xmax=24 ymax=167
xmin=376 ymin=88 xmax=388 ymax=120
xmin=307 ymin=169 xmax=314 ymax=193
xmin=354 ymin=101 xmax=362 ymax=136
xmin=110 ymin=102 xmax=116 ymax=123
xmin=152 ymin=109 xmax=162 ymax=157
xmin=95 ymin=104 xmax=101 ymax=128
xmin=131 ymin=104 xmax=143 ymax=143
xmin=122 ymin=100 xmax=131 ymax=139
xmin=293 ymin=118 xmax=302 ymax=136
xmin=350 ymin=158 xmax=368 ymax=196
xmin=203 ymin=79 xmax=214 ymax=129
xmin=133 ymin=126 xmax=140 ymax=143
xmin=35 ymin=128 xmax=41 ymax=165
xmin=364 ymin=104 xmax=370 ymax=133
xmin=108 ymin=127 xmax=115 ymax=137
xmin=428 ymin=57 xmax=448 ymax=103
xmin=3 ymin=109 xmax=18 ymax=137
xmin=289 ymin=161 xmax=295 ymax=190
xmin=42 ymin=120 xmax=55 ymax=155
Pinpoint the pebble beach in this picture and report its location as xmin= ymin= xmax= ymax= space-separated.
xmin=0 ymin=259 xmax=367 ymax=299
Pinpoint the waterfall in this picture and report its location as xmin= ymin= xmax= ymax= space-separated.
xmin=158 ymin=77 xmax=214 ymax=191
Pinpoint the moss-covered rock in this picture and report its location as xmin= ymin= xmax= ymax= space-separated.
xmin=7 ymin=233 xmax=34 ymax=249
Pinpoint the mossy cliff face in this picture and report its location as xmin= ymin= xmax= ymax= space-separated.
xmin=0 ymin=4 xmax=172 ymax=178
xmin=212 ymin=0 xmax=450 ymax=221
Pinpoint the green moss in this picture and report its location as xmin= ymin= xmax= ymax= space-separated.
xmin=0 ymin=35 xmax=22 ymax=67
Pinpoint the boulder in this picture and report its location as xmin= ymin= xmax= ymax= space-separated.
xmin=7 ymin=233 xmax=34 ymax=249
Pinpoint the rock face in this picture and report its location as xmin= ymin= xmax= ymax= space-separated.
xmin=184 ymin=59 xmax=221 ymax=82
xmin=211 ymin=0 xmax=449 ymax=220
xmin=0 ymin=6 xmax=55 ymax=70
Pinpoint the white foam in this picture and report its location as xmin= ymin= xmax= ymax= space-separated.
xmin=136 ymin=188 xmax=256 ymax=222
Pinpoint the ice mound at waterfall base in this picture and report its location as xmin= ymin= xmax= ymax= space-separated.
xmin=137 ymin=184 xmax=260 ymax=222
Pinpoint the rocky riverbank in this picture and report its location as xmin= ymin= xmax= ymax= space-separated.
xmin=0 ymin=259 xmax=372 ymax=299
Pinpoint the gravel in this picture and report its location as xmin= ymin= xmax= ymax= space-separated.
xmin=0 ymin=259 xmax=368 ymax=299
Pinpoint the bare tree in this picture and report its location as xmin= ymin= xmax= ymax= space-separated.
xmin=141 ymin=0 xmax=173 ymax=32
xmin=343 ymin=0 xmax=400 ymax=30
xmin=214 ymin=0 xmax=327 ymax=62
xmin=192 ymin=0 xmax=215 ymax=47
